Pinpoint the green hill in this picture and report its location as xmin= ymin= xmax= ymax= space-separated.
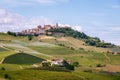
xmin=0 ymin=32 xmax=120 ymax=80
xmin=38 ymin=36 xmax=110 ymax=53
xmin=3 ymin=53 xmax=45 ymax=64
xmin=47 ymin=27 xmax=115 ymax=48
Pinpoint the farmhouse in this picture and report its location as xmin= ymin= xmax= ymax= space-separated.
xmin=42 ymin=58 xmax=72 ymax=66
xmin=51 ymin=58 xmax=63 ymax=66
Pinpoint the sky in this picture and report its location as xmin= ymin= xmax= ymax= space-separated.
xmin=0 ymin=0 xmax=120 ymax=45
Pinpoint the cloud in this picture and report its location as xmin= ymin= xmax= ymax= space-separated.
xmin=0 ymin=8 xmax=25 ymax=32
xmin=72 ymin=26 xmax=84 ymax=32
xmin=90 ymin=13 xmax=108 ymax=17
xmin=59 ymin=23 xmax=84 ymax=32
xmin=0 ymin=8 xmax=55 ymax=32
xmin=0 ymin=9 xmax=84 ymax=33
xmin=110 ymin=26 xmax=120 ymax=31
xmin=24 ymin=16 xmax=54 ymax=29
xmin=111 ymin=5 xmax=120 ymax=9
xmin=31 ymin=0 xmax=69 ymax=4
xmin=1 ymin=0 xmax=69 ymax=5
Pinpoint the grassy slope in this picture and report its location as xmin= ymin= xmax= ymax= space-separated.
xmin=30 ymin=46 xmax=105 ymax=66
xmin=0 ymin=51 xmax=15 ymax=62
xmin=74 ymin=71 xmax=120 ymax=80
xmin=0 ymin=35 xmax=120 ymax=80
xmin=0 ymin=47 xmax=7 ymax=52
xmin=0 ymin=70 xmax=83 ymax=80
xmin=40 ymin=36 xmax=110 ymax=53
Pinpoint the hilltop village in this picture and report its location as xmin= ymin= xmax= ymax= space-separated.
xmin=16 ymin=23 xmax=69 ymax=36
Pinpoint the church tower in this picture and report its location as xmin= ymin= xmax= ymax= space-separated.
xmin=56 ymin=23 xmax=58 ymax=28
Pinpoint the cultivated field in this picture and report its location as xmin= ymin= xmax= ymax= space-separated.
xmin=0 ymin=35 xmax=120 ymax=80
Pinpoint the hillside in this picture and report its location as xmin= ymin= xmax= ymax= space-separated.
xmin=47 ymin=27 xmax=115 ymax=48
xmin=0 ymin=33 xmax=120 ymax=80
xmin=38 ymin=36 xmax=110 ymax=53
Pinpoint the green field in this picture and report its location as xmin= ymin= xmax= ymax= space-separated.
xmin=0 ymin=34 xmax=120 ymax=80
xmin=29 ymin=46 xmax=80 ymax=55
xmin=3 ymin=53 xmax=45 ymax=64
xmin=0 ymin=70 xmax=83 ymax=80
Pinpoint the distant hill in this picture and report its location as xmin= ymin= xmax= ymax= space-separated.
xmin=47 ymin=27 xmax=115 ymax=48
xmin=38 ymin=36 xmax=110 ymax=53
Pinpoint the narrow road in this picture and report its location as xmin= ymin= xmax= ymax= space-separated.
xmin=1 ymin=43 xmax=52 ymax=57
xmin=19 ymin=65 xmax=23 ymax=69
xmin=33 ymin=64 xmax=39 ymax=67
xmin=0 ymin=58 xmax=5 ymax=64
xmin=103 ymin=53 xmax=111 ymax=62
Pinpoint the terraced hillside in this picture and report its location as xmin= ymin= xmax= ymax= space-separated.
xmin=0 ymin=34 xmax=120 ymax=80
xmin=38 ymin=36 xmax=110 ymax=53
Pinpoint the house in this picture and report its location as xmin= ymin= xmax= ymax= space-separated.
xmin=41 ymin=58 xmax=72 ymax=67
xmin=51 ymin=58 xmax=63 ymax=66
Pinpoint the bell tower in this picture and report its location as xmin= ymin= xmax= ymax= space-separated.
xmin=56 ymin=23 xmax=58 ymax=28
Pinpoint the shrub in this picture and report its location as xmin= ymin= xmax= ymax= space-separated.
xmin=79 ymin=48 xmax=84 ymax=51
xmin=4 ymin=74 xmax=11 ymax=79
xmin=72 ymin=62 xmax=79 ymax=67
xmin=62 ymin=60 xmax=75 ymax=71
xmin=1 ymin=67 xmax=6 ymax=71
xmin=83 ymin=69 xmax=92 ymax=73
xmin=70 ymin=47 xmax=75 ymax=50
xmin=96 ymin=64 xmax=106 ymax=67
xmin=65 ymin=64 xmax=74 ymax=70
xmin=42 ymin=62 xmax=51 ymax=67
xmin=81 ymin=56 xmax=83 ymax=58
xmin=28 ymin=35 xmax=33 ymax=41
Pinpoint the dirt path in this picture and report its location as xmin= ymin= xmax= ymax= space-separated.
xmin=103 ymin=53 xmax=111 ymax=62
xmin=1 ymin=43 xmax=52 ymax=57
xmin=0 ymin=58 xmax=5 ymax=64
xmin=33 ymin=64 xmax=39 ymax=68
xmin=19 ymin=65 xmax=23 ymax=69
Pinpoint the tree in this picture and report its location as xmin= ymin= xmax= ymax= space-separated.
xmin=1 ymin=67 xmax=5 ymax=71
xmin=62 ymin=60 xmax=75 ymax=70
xmin=28 ymin=35 xmax=33 ymax=41
xmin=42 ymin=62 xmax=51 ymax=67
xmin=66 ymin=64 xmax=74 ymax=70
xmin=7 ymin=31 xmax=16 ymax=37
xmin=73 ymin=62 xmax=79 ymax=67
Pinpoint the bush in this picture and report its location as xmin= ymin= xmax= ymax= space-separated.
xmin=83 ymin=69 xmax=92 ymax=73
xmin=79 ymin=48 xmax=84 ymax=51
xmin=28 ymin=66 xmax=70 ymax=72
xmin=70 ymin=47 xmax=75 ymax=50
xmin=72 ymin=62 xmax=79 ymax=67
xmin=28 ymin=35 xmax=33 ymax=41
xmin=1 ymin=67 xmax=6 ymax=71
xmin=42 ymin=62 xmax=51 ymax=67
xmin=4 ymin=74 xmax=11 ymax=79
xmin=7 ymin=31 xmax=16 ymax=37
xmin=96 ymin=64 xmax=106 ymax=67
xmin=81 ymin=56 xmax=83 ymax=58
xmin=58 ymin=44 xmax=65 ymax=47
xmin=65 ymin=64 xmax=75 ymax=71
xmin=62 ymin=60 xmax=75 ymax=71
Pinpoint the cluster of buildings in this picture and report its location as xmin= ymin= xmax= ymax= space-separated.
xmin=42 ymin=58 xmax=72 ymax=66
xmin=16 ymin=23 xmax=69 ymax=36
